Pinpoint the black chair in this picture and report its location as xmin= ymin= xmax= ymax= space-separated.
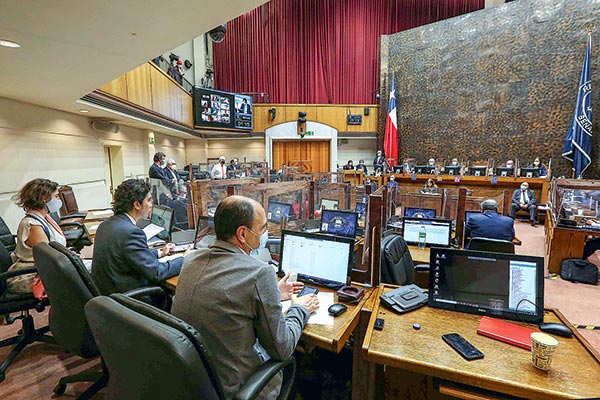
xmin=380 ymin=231 xmax=429 ymax=285
xmin=49 ymin=212 xmax=92 ymax=252
xmin=85 ymin=293 xmax=297 ymax=400
xmin=466 ymin=237 xmax=515 ymax=254
xmin=0 ymin=216 xmax=16 ymax=253
xmin=0 ymin=241 xmax=52 ymax=382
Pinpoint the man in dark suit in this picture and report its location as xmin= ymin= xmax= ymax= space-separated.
xmin=91 ymin=179 xmax=184 ymax=301
xmin=172 ymin=196 xmax=319 ymax=399
xmin=239 ymin=98 xmax=252 ymax=114
xmin=465 ymin=199 xmax=515 ymax=242
xmin=355 ymin=159 xmax=368 ymax=175
xmin=373 ymin=150 xmax=388 ymax=174
xmin=149 ymin=152 xmax=168 ymax=181
xmin=509 ymin=181 xmax=538 ymax=226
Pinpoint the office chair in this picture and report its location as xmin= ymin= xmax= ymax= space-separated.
xmin=467 ymin=237 xmax=515 ymax=254
xmin=48 ymin=212 xmax=93 ymax=252
xmin=0 ymin=241 xmax=52 ymax=382
xmin=58 ymin=185 xmax=87 ymax=219
xmin=380 ymin=231 xmax=429 ymax=286
xmin=0 ymin=216 xmax=16 ymax=253
xmin=85 ymin=293 xmax=297 ymax=400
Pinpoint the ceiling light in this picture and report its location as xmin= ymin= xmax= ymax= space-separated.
xmin=0 ymin=39 xmax=21 ymax=48
xmin=79 ymin=109 xmax=90 ymax=113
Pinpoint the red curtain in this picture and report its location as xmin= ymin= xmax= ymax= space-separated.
xmin=213 ymin=0 xmax=484 ymax=104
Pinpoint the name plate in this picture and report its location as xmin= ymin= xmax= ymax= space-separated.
xmin=347 ymin=114 xmax=363 ymax=125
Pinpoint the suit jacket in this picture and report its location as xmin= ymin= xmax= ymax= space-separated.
xmin=512 ymin=189 xmax=536 ymax=206
xmin=465 ymin=211 xmax=515 ymax=242
xmin=149 ymin=163 xmax=168 ymax=180
xmin=91 ymin=214 xmax=183 ymax=295
xmin=356 ymin=163 xmax=368 ymax=175
xmin=172 ymin=240 xmax=310 ymax=399
xmin=164 ymin=167 xmax=180 ymax=182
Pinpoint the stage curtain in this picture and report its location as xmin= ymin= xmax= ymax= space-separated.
xmin=213 ymin=0 xmax=483 ymax=104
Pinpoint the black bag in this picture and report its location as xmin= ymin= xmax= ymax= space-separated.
xmin=560 ymin=258 xmax=598 ymax=285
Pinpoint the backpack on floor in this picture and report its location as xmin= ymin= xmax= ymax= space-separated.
xmin=560 ymin=258 xmax=598 ymax=285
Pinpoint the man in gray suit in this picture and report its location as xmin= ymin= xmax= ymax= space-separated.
xmin=172 ymin=196 xmax=319 ymax=399
xmin=509 ymin=181 xmax=538 ymax=226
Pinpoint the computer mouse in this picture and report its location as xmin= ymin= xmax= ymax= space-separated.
xmin=328 ymin=303 xmax=348 ymax=317
xmin=538 ymin=322 xmax=573 ymax=338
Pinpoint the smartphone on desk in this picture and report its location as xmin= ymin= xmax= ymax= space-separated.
xmin=298 ymin=286 xmax=319 ymax=297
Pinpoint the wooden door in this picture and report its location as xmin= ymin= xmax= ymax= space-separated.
xmin=272 ymin=140 xmax=330 ymax=172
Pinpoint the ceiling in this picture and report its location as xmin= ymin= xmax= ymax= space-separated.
xmin=0 ymin=0 xmax=267 ymax=136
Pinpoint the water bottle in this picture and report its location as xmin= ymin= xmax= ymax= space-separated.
xmin=418 ymin=225 xmax=427 ymax=250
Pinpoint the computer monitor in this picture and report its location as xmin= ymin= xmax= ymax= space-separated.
xmin=267 ymin=201 xmax=293 ymax=223
xmin=415 ymin=165 xmax=432 ymax=174
xmin=279 ymin=230 xmax=354 ymax=288
xmin=404 ymin=207 xmax=436 ymax=219
xmin=467 ymin=166 xmax=487 ymax=176
xmin=320 ymin=198 xmax=339 ymax=210
xmin=392 ymin=165 xmax=404 ymax=174
xmin=444 ymin=166 xmax=461 ymax=176
xmin=320 ymin=209 xmax=358 ymax=237
xmin=495 ymin=166 xmax=514 ymax=177
xmin=194 ymin=215 xmax=216 ymax=248
xmin=520 ymin=167 xmax=540 ymax=178
xmin=151 ymin=205 xmax=174 ymax=241
xmin=428 ymin=248 xmax=544 ymax=323
xmin=355 ymin=202 xmax=367 ymax=219
xmin=402 ymin=217 xmax=452 ymax=247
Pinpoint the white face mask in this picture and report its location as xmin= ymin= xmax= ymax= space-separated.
xmin=171 ymin=165 xmax=177 ymax=170
xmin=521 ymin=185 xmax=527 ymax=191
xmin=161 ymin=161 xmax=166 ymax=167
xmin=248 ymin=228 xmax=268 ymax=256
xmin=534 ymin=161 xmax=539 ymax=166
xmin=47 ymin=197 xmax=63 ymax=214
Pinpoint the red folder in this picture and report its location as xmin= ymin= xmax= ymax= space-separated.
xmin=477 ymin=316 xmax=538 ymax=350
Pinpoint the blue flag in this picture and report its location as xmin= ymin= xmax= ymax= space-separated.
xmin=562 ymin=34 xmax=593 ymax=178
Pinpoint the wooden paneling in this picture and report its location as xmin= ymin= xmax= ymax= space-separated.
xmin=272 ymin=140 xmax=330 ymax=172
xmin=98 ymin=74 xmax=127 ymax=99
xmin=126 ymin=63 xmax=152 ymax=110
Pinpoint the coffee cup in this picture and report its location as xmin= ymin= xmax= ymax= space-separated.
xmin=531 ymin=332 xmax=559 ymax=370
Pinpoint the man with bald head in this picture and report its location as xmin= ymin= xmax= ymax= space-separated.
xmin=172 ymin=196 xmax=319 ymax=399
xmin=465 ymin=199 xmax=515 ymax=243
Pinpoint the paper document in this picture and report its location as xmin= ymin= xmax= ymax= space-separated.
xmin=143 ymin=223 xmax=165 ymax=241
xmin=281 ymin=292 xmax=335 ymax=325
xmin=89 ymin=224 xmax=99 ymax=231
xmin=91 ymin=209 xmax=114 ymax=217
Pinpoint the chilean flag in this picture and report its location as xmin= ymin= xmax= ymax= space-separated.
xmin=384 ymin=73 xmax=398 ymax=166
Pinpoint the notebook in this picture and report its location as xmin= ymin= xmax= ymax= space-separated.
xmin=477 ymin=316 xmax=538 ymax=350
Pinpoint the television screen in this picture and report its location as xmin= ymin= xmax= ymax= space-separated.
xmin=496 ymin=167 xmax=514 ymax=177
xmin=467 ymin=166 xmax=487 ymax=176
xmin=520 ymin=167 xmax=540 ymax=178
xmin=444 ymin=166 xmax=460 ymax=175
xmin=267 ymin=201 xmax=293 ymax=223
xmin=404 ymin=207 xmax=436 ymax=219
xmin=428 ymin=248 xmax=544 ymax=323
xmin=320 ymin=210 xmax=358 ymax=237
xmin=193 ymin=87 xmax=252 ymax=131
xmin=415 ymin=165 xmax=432 ymax=174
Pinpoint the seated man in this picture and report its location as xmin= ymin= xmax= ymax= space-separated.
xmin=426 ymin=158 xmax=438 ymax=174
xmin=355 ymin=159 xmax=368 ymax=175
xmin=465 ymin=199 xmax=515 ymax=242
xmin=172 ymin=196 xmax=319 ymax=399
xmin=386 ymin=175 xmax=399 ymax=192
xmin=92 ymin=179 xmax=184 ymax=299
xmin=509 ymin=182 xmax=538 ymax=226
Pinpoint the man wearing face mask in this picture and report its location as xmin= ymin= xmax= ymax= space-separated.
xmin=386 ymin=175 xmax=399 ymax=192
xmin=172 ymin=196 xmax=319 ymax=399
xmin=149 ymin=152 xmax=168 ymax=180
xmin=373 ymin=150 xmax=388 ymax=174
xmin=509 ymin=181 xmax=538 ymax=226
xmin=211 ymin=155 xmax=228 ymax=179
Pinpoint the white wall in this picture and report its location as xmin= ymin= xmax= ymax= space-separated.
xmin=337 ymin=138 xmax=378 ymax=171
xmin=0 ymin=96 xmax=155 ymax=231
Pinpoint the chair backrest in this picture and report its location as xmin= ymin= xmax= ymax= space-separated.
xmin=33 ymin=241 xmax=101 ymax=358
xmin=467 ymin=237 xmax=515 ymax=254
xmin=58 ymin=185 xmax=80 ymax=215
xmin=0 ymin=216 xmax=16 ymax=253
xmin=85 ymin=294 xmax=224 ymax=400
xmin=0 ymin=241 xmax=13 ymax=296
xmin=380 ymin=231 xmax=415 ymax=285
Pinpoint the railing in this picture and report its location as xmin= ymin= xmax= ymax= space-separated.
xmin=152 ymin=57 xmax=194 ymax=93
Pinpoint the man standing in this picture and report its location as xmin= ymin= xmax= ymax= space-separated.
xmin=149 ymin=152 xmax=168 ymax=180
xmin=373 ymin=150 xmax=388 ymax=174
xmin=465 ymin=199 xmax=515 ymax=242
xmin=92 ymin=179 xmax=184 ymax=299
xmin=509 ymin=182 xmax=538 ymax=226
xmin=211 ymin=155 xmax=228 ymax=179
xmin=172 ymin=196 xmax=318 ymax=399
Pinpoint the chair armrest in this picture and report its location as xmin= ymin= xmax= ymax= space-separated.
xmin=58 ymin=221 xmax=85 ymax=229
xmin=123 ymin=286 xmax=166 ymax=300
xmin=414 ymin=264 xmax=430 ymax=272
xmin=0 ymin=267 xmax=38 ymax=282
xmin=234 ymin=358 xmax=295 ymax=400
xmin=60 ymin=213 xmax=87 ymax=221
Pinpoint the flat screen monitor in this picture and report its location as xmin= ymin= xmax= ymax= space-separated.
xmin=267 ymin=201 xmax=293 ymax=223
xmin=444 ymin=166 xmax=460 ymax=176
xmin=355 ymin=202 xmax=367 ymax=218
xmin=402 ymin=217 xmax=452 ymax=247
xmin=467 ymin=166 xmax=487 ymax=177
xmin=392 ymin=165 xmax=404 ymax=174
xmin=192 ymin=87 xmax=253 ymax=131
xmin=151 ymin=205 xmax=174 ymax=241
xmin=279 ymin=230 xmax=354 ymax=288
xmin=404 ymin=207 xmax=436 ymax=219
xmin=495 ymin=166 xmax=515 ymax=177
xmin=233 ymin=94 xmax=253 ymax=129
xmin=415 ymin=165 xmax=433 ymax=174
xmin=520 ymin=167 xmax=540 ymax=178
xmin=320 ymin=198 xmax=339 ymax=210
xmin=320 ymin=210 xmax=358 ymax=237
xmin=194 ymin=215 xmax=216 ymax=249
xmin=428 ymin=248 xmax=544 ymax=323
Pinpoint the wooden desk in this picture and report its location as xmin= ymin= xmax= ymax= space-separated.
xmin=84 ymin=221 xmax=101 ymax=240
xmin=362 ymin=286 xmax=600 ymax=400
xmin=546 ymin=222 xmax=600 ymax=274
xmin=408 ymin=245 xmax=430 ymax=264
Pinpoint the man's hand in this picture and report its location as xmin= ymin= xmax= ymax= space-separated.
xmin=291 ymin=293 xmax=320 ymax=314
xmin=520 ymin=203 xmax=528 ymax=209
xmin=160 ymin=243 xmax=175 ymax=257
xmin=278 ymin=272 xmax=304 ymax=301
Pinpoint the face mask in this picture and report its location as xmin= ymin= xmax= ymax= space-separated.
xmin=220 ymin=160 xmax=225 ymax=165
xmin=161 ymin=161 xmax=166 ymax=167
xmin=248 ymin=228 xmax=268 ymax=256
xmin=521 ymin=185 xmax=527 ymax=191
xmin=171 ymin=165 xmax=177 ymax=170
xmin=47 ymin=197 xmax=63 ymax=214
xmin=534 ymin=162 xmax=539 ymax=166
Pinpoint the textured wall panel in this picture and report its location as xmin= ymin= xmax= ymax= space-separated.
xmin=380 ymin=0 xmax=599 ymax=177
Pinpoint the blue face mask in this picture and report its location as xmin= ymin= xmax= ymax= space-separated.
xmin=248 ymin=228 xmax=268 ymax=256
xmin=47 ymin=197 xmax=63 ymax=214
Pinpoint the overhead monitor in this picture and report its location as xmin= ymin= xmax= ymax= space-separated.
xmin=320 ymin=210 xmax=358 ymax=238
xmin=495 ymin=166 xmax=515 ymax=177
xmin=320 ymin=198 xmax=339 ymax=210
xmin=415 ymin=165 xmax=433 ymax=174
xmin=402 ymin=217 xmax=452 ymax=247
xmin=194 ymin=215 xmax=216 ymax=249
xmin=192 ymin=87 xmax=253 ymax=131
xmin=279 ymin=230 xmax=354 ymax=289
xmin=404 ymin=207 xmax=436 ymax=219
xmin=444 ymin=166 xmax=461 ymax=176
xmin=151 ymin=205 xmax=174 ymax=241
xmin=467 ymin=166 xmax=488 ymax=176
xmin=520 ymin=167 xmax=540 ymax=178
xmin=428 ymin=248 xmax=544 ymax=323
xmin=267 ymin=201 xmax=293 ymax=223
